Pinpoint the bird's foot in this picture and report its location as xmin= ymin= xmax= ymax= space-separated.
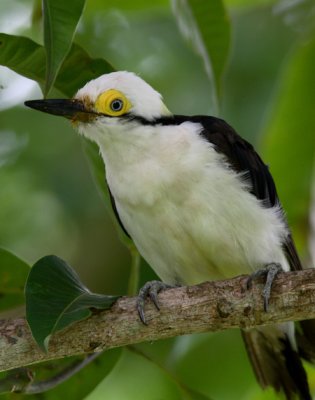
xmin=137 ymin=280 xmax=176 ymax=325
xmin=246 ymin=263 xmax=282 ymax=312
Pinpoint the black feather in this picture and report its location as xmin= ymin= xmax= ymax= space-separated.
xmin=107 ymin=185 xmax=130 ymax=238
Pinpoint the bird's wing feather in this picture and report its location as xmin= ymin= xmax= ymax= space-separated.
xmin=195 ymin=116 xmax=277 ymax=206
xmin=111 ymin=114 xmax=302 ymax=270
xmin=172 ymin=115 xmax=303 ymax=271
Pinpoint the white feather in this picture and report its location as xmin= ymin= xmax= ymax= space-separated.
xmin=77 ymin=112 xmax=289 ymax=285
xmin=76 ymin=71 xmax=170 ymax=120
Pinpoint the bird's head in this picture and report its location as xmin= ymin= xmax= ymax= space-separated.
xmin=25 ymin=71 xmax=172 ymax=142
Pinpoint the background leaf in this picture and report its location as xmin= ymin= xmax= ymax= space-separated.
xmin=81 ymin=139 xmax=133 ymax=246
xmin=0 ymin=248 xmax=29 ymax=311
xmin=43 ymin=0 xmax=86 ymax=96
xmin=0 ymin=33 xmax=114 ymax=97
xmin=84 ymin=347 xmax=211 ymax=400
xmin=171 ymin=0 xmax=230 ymax=105
xmin=25 ymin=255 xmax=119 ymax=350
xmin=261 ymin=37 xmax=315 ymax=250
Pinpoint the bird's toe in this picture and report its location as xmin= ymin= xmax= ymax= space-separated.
xmin=136 ymin=280 xmax=176 ymax=324
xmin=246 ymin=263 xmax=282 ymax=311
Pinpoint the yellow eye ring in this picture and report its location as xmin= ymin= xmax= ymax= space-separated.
xmin=95 ymin=89 xmax=132 ymax=116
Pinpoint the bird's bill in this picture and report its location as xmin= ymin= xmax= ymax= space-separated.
xmin=24 ymin=99 xmax=95 ymax=122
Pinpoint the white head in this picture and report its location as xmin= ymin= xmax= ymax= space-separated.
xmin=25 ymin=71 xmax=171 ymax=124
xmin=75 ymin=71 xmax=170 ymax=121
xmin=24 ymin=71 xmax=173 ymax=152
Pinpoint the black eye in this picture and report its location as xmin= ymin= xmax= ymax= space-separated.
xmin=110 ymin=99 xmax=124 ymax=112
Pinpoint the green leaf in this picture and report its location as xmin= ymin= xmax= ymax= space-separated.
xmin=172 ymin=0 xmax=230 ymax=101
xmin=0 ymin=248 xmax=30 ymax=312
xmin=0 ymin=33 xmax=46 ymax=85
xmin=25 ymin=255 xmax=119 ymax=351
xmin=0 ymin=33 xmax=114 ymax=97
xmin=57 ymin=43 xmax=114 ymax=97
xmin=185 ymin=388 xmax=212 ymax=400
xmin=84 ymin=348 xmax=187 ymax=400
xmin=43 ymin=0 xmax=86 ymax=96
xmin=261 ymin=37 xmax=315 ymax=248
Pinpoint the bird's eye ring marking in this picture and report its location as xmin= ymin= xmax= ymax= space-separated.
xmin=110 ymin=99 xmax=123 ymax=112
xmin=95 ymin=89 xmax=132 ymax=116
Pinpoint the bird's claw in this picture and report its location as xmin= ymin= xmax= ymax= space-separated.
xmin=246 ymin=263 xmax=282 ymax=311
xmin=137 ymin=280 xmax=175 ymax=325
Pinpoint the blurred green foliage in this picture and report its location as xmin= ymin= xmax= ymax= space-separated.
xmin=1 ymin=0 xmax=315 ymax=399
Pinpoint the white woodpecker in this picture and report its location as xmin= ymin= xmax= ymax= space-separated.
xmin=25 ymin=71 xmax=315 ymax=400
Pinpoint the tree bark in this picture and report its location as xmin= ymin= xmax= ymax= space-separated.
xmin=1 ymin=269 xmax=315 ymax=372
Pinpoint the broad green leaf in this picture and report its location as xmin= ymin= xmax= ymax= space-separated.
xmin=261 ymin=37 xmax=315 ymax=248
xmin=85 ymin=348 xmax=199 ymax=400
xmin=0 ymin=248 xmax=30 ymax=311
xmin=171 ymin=0 xmax=230 ymax=102
xmin=43 ymin=0 xmax=86 ymax=96
xmin=0 ymin=33 xmax=46 ymax=85
xmin=58 ymin=43 xmax=114 ymax=96
xmin=0 ymin=33 xmax=114 ymax=97
xmin=25 ymin=255 xmax=119 ymax=351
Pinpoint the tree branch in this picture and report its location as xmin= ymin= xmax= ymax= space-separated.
xmin=1 ymin=269 xmax=315 ymax=372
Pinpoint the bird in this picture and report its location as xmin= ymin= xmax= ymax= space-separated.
xmin=25 ymin=71 xmax=315 ymax=399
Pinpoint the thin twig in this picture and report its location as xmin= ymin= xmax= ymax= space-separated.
xmin=24 ymin=352 xmax=102 ymax=394
xmin=0 ymin=353 xmax=102 ymax=395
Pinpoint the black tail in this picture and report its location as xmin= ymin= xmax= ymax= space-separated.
xmin=242 ymin=323 xmax=311 ymax=400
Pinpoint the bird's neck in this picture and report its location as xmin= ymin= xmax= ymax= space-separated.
xmin=95 ymin=121 xmax=213 ymax=207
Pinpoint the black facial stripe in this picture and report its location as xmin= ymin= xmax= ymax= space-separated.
xmin=121 ymin=114 xmax=224 ymax=127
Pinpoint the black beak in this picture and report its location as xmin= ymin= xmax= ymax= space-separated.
xmin=24 ymin=99 xmax=92 ymax=120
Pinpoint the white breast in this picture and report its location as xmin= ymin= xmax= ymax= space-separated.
xmin=96 ymin=120 xmax=289 ymax=285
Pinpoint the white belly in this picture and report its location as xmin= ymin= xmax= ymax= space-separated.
xmin=114 ymin=171 xmax=289 ymax=285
